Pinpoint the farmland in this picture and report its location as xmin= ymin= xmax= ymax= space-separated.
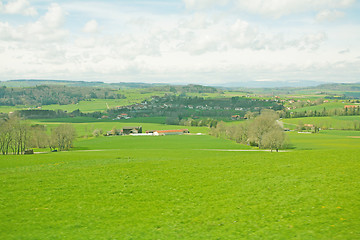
xmin=1 ymin=119 xmax=360 ymax=239
xmin=1 ymin=81 xmax=360 ymax=239
xmin=282 ymin=116 xmax=360 ymax=130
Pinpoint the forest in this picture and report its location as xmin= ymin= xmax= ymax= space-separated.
xmin=0 ymin=85 xmax=126 ymax=106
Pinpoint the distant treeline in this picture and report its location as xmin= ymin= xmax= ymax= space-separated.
xmin=111 ymin=95 xmax=283 ymax=119
xmin=14 ymin=109 xmax=101 ymax=119
xmin=282 ymin=106 xmax=360 ymax=118
xmin=0 ymin=85 xmax=126 ymax=106
xmin=210 ymin=110 xmax=288 ymax=151
xmin=0 ymin=116 xmax=76 ymax=154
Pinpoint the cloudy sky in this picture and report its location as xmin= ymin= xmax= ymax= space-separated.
xmin=0 ymin=0 xmax=359 ymax=84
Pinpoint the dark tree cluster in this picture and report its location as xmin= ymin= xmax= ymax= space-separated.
xmin=210 ymin=110 xmax=287 ymax=152
xmin=0 ymin=116 xmax=77 ymax=154
xmin=112 ymin=95 xmax=283 ymax=119
xmin=0 ymin=85 xmax=126 ymax=106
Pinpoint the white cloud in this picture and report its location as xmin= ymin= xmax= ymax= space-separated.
xmin=0 ymin=0 xmax=37 ymax=16
xmin=316 ymin=9 xmax=345 ymax=22
xmin=0 ymin=3 xmax=68 ymax=43
xmin=83 ymin=20 xmax=99 ymax=33
xmin=234 ymin=0 xmax=355 ymax=18
xmin=0 ymin=1 xmax=358 ymax=84
xmin=184 ymin=0 xmax=356 ymax=18
xmin=338 ymin=48 xmax=350 ymax=54
xmin=41 ymin=3 xmax=66 ymax=28
xmin=183 ymin=0 xmax=228 ymax=10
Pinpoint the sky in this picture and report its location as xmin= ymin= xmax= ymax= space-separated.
xmin=0 ymin=0 xmax=360 ymax=85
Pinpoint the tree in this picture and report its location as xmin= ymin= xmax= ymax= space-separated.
xmin=248 ymin=110 xmax=279 ymax=149
xmin=30 ymin=124 xmax=49 ymax=148
xmin=261 ymin=128 xmax=287 ymax=152
xmin=52 ymin=124 xmax=77 ymax=151
xmin=0 ymin=117 xmax=30 ymax=155
xmin=92 ymin=129 xmax=103 ymax=137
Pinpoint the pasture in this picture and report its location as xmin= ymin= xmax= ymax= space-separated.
xmin=290 ymin=102 xmax=351 ymax=113
xmin=32 ymin=119 xmax=209 ymax=137
xmin=282 ymin=115 xmax=360 ymax=130
xmin=1 ymin=129 xmax=360 ymax=239
xmin=0 ymin=89 xmax=168 ymax=114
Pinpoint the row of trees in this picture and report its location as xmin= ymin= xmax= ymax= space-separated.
xmin=281 ymin=106 xmax=360 ymax=119
xmin=165 ymin=117 xmax=218 ymax=128
xmin=0 ymin=117 xmax=76 ymax=155
xmin=0 ymin=85 xmax=126 ymax=106
xmin=0 ymin=117 xmax=29 ymax=155
xmin=210 ymin=110 xmax=287 ymax=152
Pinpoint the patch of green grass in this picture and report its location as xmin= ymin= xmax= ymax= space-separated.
xmin=0 ymin=105 xmax=28 ymax=114
xmin=291 ymin=102 xmax=352 ymax=113
xmin=286 ymin=130 xmax=360 ymax=150
xmin=283 ymin=116 xmax=360 ymax=130
xmin=34 ymin=117 xmax=167 ymax=124
xmin=1 ymin=147 xmax=359 ymax=239
xmin=31 ymin=120 xmax=210 ymax=137
xmin=0 ymin=89 xmax=169 ymax=114
xmin=74 ymin=134 xmax=252 ymax=151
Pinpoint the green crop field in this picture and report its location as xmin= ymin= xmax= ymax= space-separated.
xmin=282 ymin=116 xmax=360 ymax=130
xmin=31 ymin=119 xmax=209 ymax=138
xmin=0 ymin=105 xmax=28 ymax=114
xmin=291 ymin=102 xmax=351 ymax=113
xmin=0 ymin=89 xmax=169 ymax=114
xmin=1 ymin=131 xmax=360 ymax=239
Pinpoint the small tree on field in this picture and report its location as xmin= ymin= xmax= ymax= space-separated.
xmin=248 ymin=109 xmax=280 ymax=149
xmin=261 ymin=128 xmax=286 ymax=152
xmin=92 ymin=129 xmax=103 ymax=137
xmin=52 ymin=124 xmax=77 ymax=151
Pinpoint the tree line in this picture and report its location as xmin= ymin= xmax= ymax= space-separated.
xmin=209 ymin=110 xmax=287 ymax=152
xmin=0 ymin=85 xmax=125 ymax=106
xmin=0 ymin=117 xmax=76 ymax=155
xmin=280 ymin=106 xmax=360 ymax=119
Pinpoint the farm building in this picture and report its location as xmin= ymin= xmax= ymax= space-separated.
xmin=146 ymin=129 xmax=189 ymax=135
xmin=122 ymin=126 xmax=142 ymax=135
xmin=344 ymin=105 xmax=357 ymax=109
xmin=116 ymin=113 xmax=130 ymax=119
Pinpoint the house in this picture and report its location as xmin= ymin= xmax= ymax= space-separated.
xmin=344 ymin=105 xmax=357 ymax=109
xmin=231 ymin=115 xmax=241 ymax=120
xmin=116 ymin=113 xmax=130 ymax=119
xmin=122 ymin=126 xmax=142 ymax=135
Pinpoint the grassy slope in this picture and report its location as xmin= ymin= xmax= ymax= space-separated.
xmin=282 ymin=116 xmax=360 ymax=130
xmin=0 ymin=89 xmax=169 ymax=114
xmin=291 ymin=102 xmax=351 ymax=113
xmin=32 ymin=120 xmax=210 ymax=137
xmin=1 ymin=123 xmax=360 ymax=239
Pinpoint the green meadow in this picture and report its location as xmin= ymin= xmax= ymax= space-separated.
xmin=32 ymin=119 xmax=209 ymax=137
xmin=0 ymin=89 xmax=169 ymax=114
xmin=291 ymin=102 xmax=350 ymax=113
xmin=1 ymin=119 xmax=360 ymax=239
xmin=282 ymin=116 xmax=360 ymax=130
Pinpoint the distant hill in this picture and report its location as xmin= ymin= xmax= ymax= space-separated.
xmin=212 ymin=80 xmax=323 ymax=88
xmin=0 ymin=79 xmax=162 ymax=89
xmin=0 ymin=80 xmax=220 ymax=93
xmin=1 ymin=79 xmax=359 ymax=96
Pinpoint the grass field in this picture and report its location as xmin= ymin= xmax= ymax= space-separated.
xmin=1 ymin=133 xmax=359 ymax=239
xmin=1 ymin=120 xmax=360 ymax=239
xmin=291 ymin=102 xmax=351 ymax=113
xmin=282 ymin=116 xmax=360 ymax=130
xmin=31 ymin=119 xmax=209 ymax=137
xmin=0 ymin=105 xmax=28 ymax=114
xmin=0 ymin=89 xmax=169 ymax=114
